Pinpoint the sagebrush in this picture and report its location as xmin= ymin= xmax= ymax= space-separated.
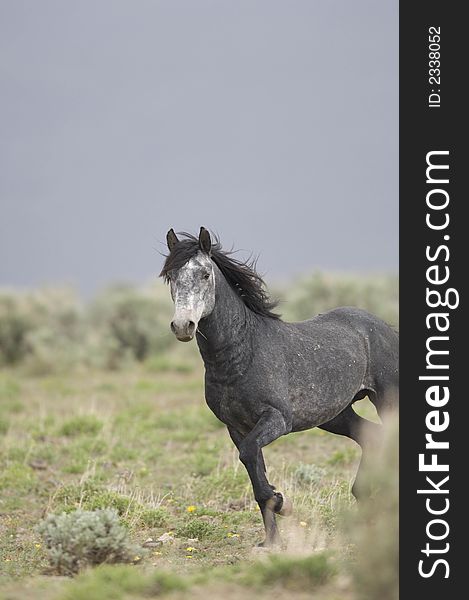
xmin=37 ymin=509 xmax=139 ymax=575
xmin=0 ymin=273 xmax=398 ymax=373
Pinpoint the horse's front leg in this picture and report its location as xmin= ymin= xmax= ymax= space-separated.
xmin=228 ymin=408 xmax=289 ymax=546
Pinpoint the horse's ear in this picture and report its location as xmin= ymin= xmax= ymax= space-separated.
xmin=199 ymin=227 xmax=211 ymax=254
xmin=166 ymin=228 xmax=179 ymax=252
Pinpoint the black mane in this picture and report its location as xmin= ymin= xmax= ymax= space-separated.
xmin=160 ymin=232 xmax=280 ymax=319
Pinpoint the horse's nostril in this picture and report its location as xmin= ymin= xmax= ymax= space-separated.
xmin=170 ymin=321 xmax=176 ymax=333
xmin=188 ymin=320 xmax=195 ymax=331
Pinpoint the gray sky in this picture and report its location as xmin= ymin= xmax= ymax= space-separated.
xmin=0 ymin=0 xmax=398 ymax=295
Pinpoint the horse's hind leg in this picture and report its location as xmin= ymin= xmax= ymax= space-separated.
xmin=368 ymin=385 xmax=399 ymax=421
xmin=319 ymin=405 xmax=381 ymax=499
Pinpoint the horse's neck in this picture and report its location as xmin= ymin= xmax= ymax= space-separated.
xmin=196 ymin=273 xmax=256 ymax=373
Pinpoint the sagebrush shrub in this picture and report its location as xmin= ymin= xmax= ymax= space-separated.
xmin=37 ymin=509 xmax=139 ymax=575
xmin=1 ymin=275 xmax=398 ymax=371
xmin=0 ymin=293 xmax=33 ymax=364
xmin=0 ymin=287 xmax=83 ymax=372
xmin=294 ymin=463 xmax=327 ymax=485
xmin=86 ymin=283 xmax=176 ymax=368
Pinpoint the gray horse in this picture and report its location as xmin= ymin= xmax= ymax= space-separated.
xmin=160 ymin=227 xmax=399 ymax=546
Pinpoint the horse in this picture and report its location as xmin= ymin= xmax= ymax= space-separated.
xmin=160 ymin=227 xmax=399 ymax=546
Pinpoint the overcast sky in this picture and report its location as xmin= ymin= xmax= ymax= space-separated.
xmin=0 ymin=0 xmax=398 ymax=295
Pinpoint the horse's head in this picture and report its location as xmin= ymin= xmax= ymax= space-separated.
xmin=163 ymin=227 xmax=216 ymax=342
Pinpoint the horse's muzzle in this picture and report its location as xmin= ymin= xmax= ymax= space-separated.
xmin=170 ymin=318 xmax=196 ymax=342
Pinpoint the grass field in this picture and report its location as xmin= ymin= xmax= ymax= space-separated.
xmin=0 ymin=276 xmax=398 ymax=599
xmin=0 ymin=351 xmax=397 ymax=600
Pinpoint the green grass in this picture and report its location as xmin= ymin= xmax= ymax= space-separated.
xmin=144 ymin=354 xmax=196 ymax=374
xmin=240 ymin=552 xmax=335 ymax=589
xmin=59 ymin=416 xmax=103 ymax=437
xmin=59 ymin=564 xmax=188 ymax=600
xmin=0 ymin=363 xmax=396 ymax=600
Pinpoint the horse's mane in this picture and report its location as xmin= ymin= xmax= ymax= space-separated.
xmin=160 ymin=232 xmax=280 ymax=320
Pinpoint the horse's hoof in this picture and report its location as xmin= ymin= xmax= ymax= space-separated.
xmin=267 ymin=492 xmax=293 ymax=517
xmin=252 ymin=543 xmax=271 ymax=553
xmin=255 ymin=538 xmax=281 ymax=550
xmin=255 ymin=540 xmax=269 ymax=549
xmin=278 ymin=495 xmax=293 ymax=517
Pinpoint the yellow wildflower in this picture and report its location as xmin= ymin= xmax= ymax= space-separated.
xmin=186 ymin=505 xmax=197 ymax=513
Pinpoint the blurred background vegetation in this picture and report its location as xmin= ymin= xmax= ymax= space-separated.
xmin=0 ymin=272 xmax=398 ymax=375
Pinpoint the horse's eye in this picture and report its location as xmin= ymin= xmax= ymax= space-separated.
xmin=203 ymin=273 xmax=210 ymax=280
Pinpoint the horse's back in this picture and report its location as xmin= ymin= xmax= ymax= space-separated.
xmin=291 ymin=306 xmax=399 ymax=399
xmin=296 ymin=306 xmax=397 ymax=351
